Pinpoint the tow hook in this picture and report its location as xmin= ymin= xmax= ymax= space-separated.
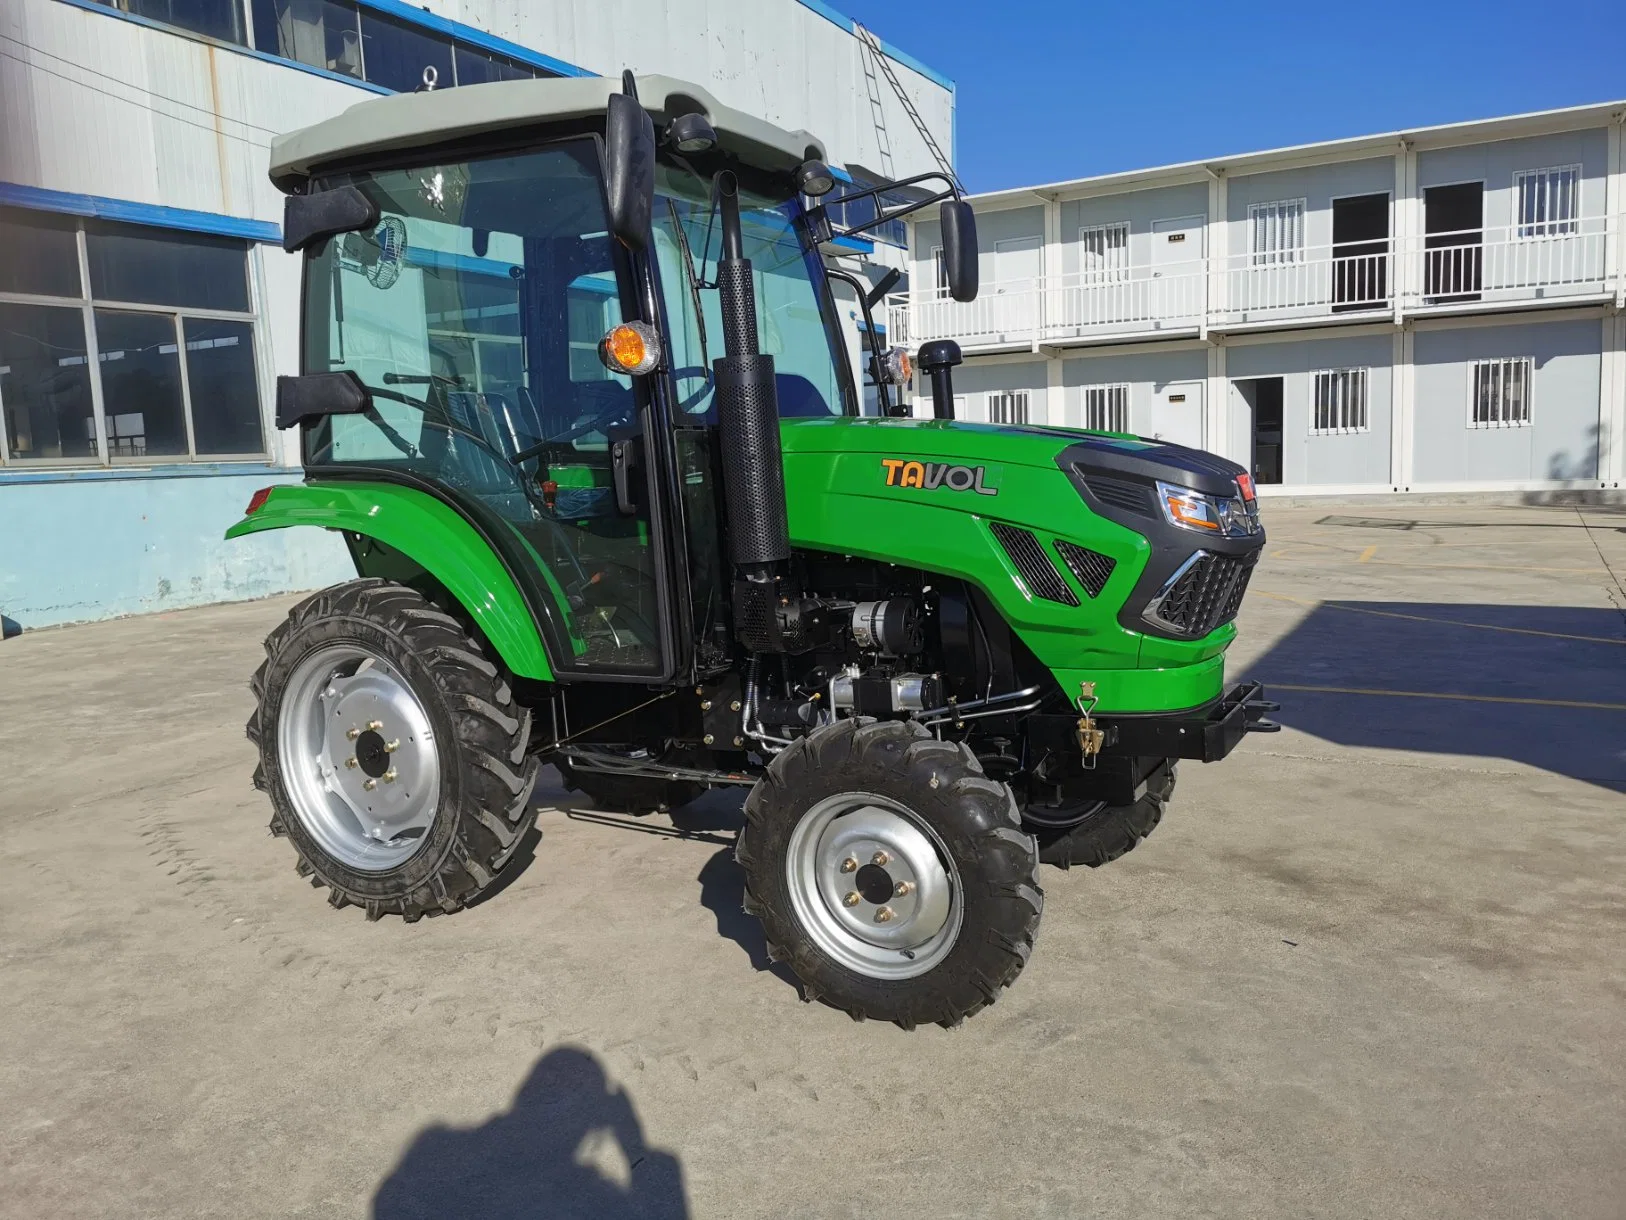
xmin=1242 ymin=692 xmax=1282 ymax=734
xmin=1075 ymin=681 xmax=1105 ymax=762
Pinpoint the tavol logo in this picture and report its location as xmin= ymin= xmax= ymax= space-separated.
xmin=881 ymin=458 xmax=998 ymax=496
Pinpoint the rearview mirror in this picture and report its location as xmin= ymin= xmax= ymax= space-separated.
xmin=605 ymin=90 xmax=654 ymax=252
xmin=282 ymin=186 xmax=379 ymax=254
xmin=939 ymin=200 xmax=979 ymax=302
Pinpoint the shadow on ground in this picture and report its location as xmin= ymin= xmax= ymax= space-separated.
xmin=373 ymin=1045 xmax=688 ymax=1219
xmin=1241 ymin=601 xmax=1626 ymax=791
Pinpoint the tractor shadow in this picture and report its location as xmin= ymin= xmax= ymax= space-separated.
xmin=372 ymin=1044 xmax=688 ymax=1219
xmin=1240 ymin=601 xmax=1626 ymax=792
xmin=542 ymin=778 xmax=800 ymax=993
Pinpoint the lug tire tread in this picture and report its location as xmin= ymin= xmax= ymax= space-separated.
xmin=738 ymin=718 xmax=1042 ymax=1030
xmin=246 ymin=578 xmax=540 ymax=921
xmin=1034 ymin=763 xmax=1177 ymax=869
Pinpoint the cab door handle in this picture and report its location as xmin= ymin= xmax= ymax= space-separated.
xmin=611 ymin=434 xmax=643 ymax=516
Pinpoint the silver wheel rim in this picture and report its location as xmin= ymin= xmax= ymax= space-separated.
xmin=275 ymin=643 xmax=441 ymax=873
xmin=785 ymin=791 xmax=963 ymax=980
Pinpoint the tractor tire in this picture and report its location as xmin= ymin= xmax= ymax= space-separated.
xmin=246 ymin=578 xmax=540 ymax=921
xmin=1032 ymin=762 xmax=1177 ymax=869
xmin=557 ymin=759 xmax=703 ymax=816
xmin=735 ymin=718 xmax=1043 ymax=1030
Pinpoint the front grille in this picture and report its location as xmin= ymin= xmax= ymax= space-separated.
xmin=1146 ymin=549 xmax=1258 ymax=636
xmin=990 ymin=522 xmax=1079 ymax=607
xmin=1054 ymin=540 xmax=1116 ymax=598
xmin=1081 ymin=473 xmax=1156 ymax=518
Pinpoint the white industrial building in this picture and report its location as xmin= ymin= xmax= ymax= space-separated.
xmin=0 ymin=0 xmax=954 ymax=628
xmin=893 ymin=102 xmax=1626 ymax=497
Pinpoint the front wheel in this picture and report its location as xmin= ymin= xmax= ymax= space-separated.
xmin=736 ymin=718 xmax=1043 ymax=1029
xmin=246 ymin=579 xmax=541 ymax=921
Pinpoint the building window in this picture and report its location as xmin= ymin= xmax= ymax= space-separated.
xmin=1080 ymin=223 xmax=1129 ymax=282
xmin=251 ymin=0 xmax=364 ymax=79
xmin=1250 ymin=199 xmax=1305 ymax=265
xmin=987 ymin=390 xmax=1029 ymax=425
xmin=95 ymin=0 xmax=246 ymax=45
xmin=1513 ymin=166 xmax=1580 ymax=239
xmin=1312 ymin=368 xmax=1369 ymax=434
xmin=0 ymin=208 xmax=266 ymax=466
xmin=248 ymin=0 xmax=547 ymax=87
xmin=1083 ymin=383 xmax=1129 ymax=433
xmin=829 ymin=178 xmax=909 ymax=248
xmin=1470 ymin=358 xmax=1532 ymax=428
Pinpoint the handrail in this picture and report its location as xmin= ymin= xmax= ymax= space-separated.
xmin=886 ymin=213 xmax=1623 ymax=348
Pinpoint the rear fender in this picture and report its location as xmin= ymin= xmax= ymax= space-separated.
xmin=225 ymin=481 xmax=553 ymax=681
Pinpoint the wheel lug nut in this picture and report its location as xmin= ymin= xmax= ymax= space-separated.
xmin=874 ymin=906 xmax=895 ymax=923
xmin=839 ymin=856 xmax=858 ymax=873
xmin=383 ymin=739 xmax=400 ymax=753
xmin=383 ymin=769 xmax=397 ymax=784
xmin=346 ymin=727 xmax=361 ymax=740
xmin=871 ymin=850 xmax=890 ymax=867
xmin=894 ymin=880 xmax=914 ymax=896
xmin=345 ymin=757 xmax=358 ymax=769
xmin=366 ymin=720 xmax=383 ymax=732
xmin=363 ymin=779 xmax=377 ymax=791
xmin=843 ymin=892 xmax=861 ymax=907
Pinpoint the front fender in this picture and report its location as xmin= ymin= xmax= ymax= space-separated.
xmin=226 ymin=481 xmax=553 ymax=681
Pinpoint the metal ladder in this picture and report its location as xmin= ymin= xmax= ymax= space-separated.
xmin=853 ymin=23 xmax=959 ymax=192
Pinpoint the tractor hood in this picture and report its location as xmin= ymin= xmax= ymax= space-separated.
xmin=780 ymin=416 xmax=1250 ymax=496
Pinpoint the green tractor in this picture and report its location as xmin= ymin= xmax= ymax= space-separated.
xmin=233 ymin=72 xmax=1275 ymax=1028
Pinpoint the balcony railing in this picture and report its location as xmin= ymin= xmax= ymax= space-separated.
xmin=886 ymin=214 xmax=1622 ymax=350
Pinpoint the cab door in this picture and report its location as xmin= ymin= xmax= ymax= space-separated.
xmin=302 ymin=140 xmax=676 ymax=679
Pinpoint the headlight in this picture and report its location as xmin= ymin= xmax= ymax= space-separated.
xmin=1155 ymin=481 xmax=1260 ymax=538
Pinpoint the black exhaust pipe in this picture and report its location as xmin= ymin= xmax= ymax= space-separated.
xmin=713 ymin=173 xmax=790 ymax=574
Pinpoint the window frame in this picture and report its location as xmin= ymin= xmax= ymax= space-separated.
xmin=1078 ymin=222 xmax=1130 ymax=283
xmin=1468 ymin=357 xmax=1533 ymax=429
xmin=1249 ymin=198 xmax=1307 ymax=266
xmin=1512 ymin=165 xmax=1582 ymax=240
xmin=0 ymin=210 xmax=270 ymax=468
xmin=986 ymin=389 xmax=1030 ymax=425
xmin=1310 ymin=367 xmax=1369 ymax=435
xmin=1082 ymin=382 xmax=1130 ymax=433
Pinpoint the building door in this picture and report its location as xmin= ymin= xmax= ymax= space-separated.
xmin=1332 ymin=192 xmax=1389 ymax=311
xmin=993 ymin=236 xmax=1042 ymax=338
xmin=1234 ymin=377 xmax=1284 ymax=484
xmin=1142 ymin=381 xmax=1205 ymax=449
xmin=1423 ymin=182 xmax=1483 ymax=303
xmin=1151 ymin=215 xmax=1204 ymax=319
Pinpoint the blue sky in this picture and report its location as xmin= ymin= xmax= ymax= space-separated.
xmin=854 ymin=1 xmax=1626 ymax=193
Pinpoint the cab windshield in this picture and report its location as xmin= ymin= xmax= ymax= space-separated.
xmin=651 ymin=164 xmax=854 ymax=420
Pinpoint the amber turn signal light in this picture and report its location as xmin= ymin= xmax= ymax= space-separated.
xmin=597 ymin=321 xmax=661 ymax=377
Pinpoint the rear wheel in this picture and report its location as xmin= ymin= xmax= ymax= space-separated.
xmin=247 ymin=579 xmax=540 ymax=921
xmin=1031 ymin=762 xmax=1177 ymax=869
xmin=736 ymin=718 xmax=1042 ymax=1029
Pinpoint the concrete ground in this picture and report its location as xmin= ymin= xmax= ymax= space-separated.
xmin=2 ymin=501 xmax=1624 ymax=1220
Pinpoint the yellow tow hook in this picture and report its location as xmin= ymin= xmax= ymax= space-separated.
xmin=1075 ymin=681 xmax=1105 ymax=767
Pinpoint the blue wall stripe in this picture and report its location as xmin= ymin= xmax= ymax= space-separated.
xmin=789 ymin=0 xmax=955 ymax=92
xmin=0 ymin=462 xmax=290 ymax=488
xmin=827 ymin=234 xmax=875 ymax=254
xmin=0 ymin=181 xmax=280 ymax=243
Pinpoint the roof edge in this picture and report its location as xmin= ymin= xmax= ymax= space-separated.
xmin=969 ymin=98 xmax=1626 ymax=206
